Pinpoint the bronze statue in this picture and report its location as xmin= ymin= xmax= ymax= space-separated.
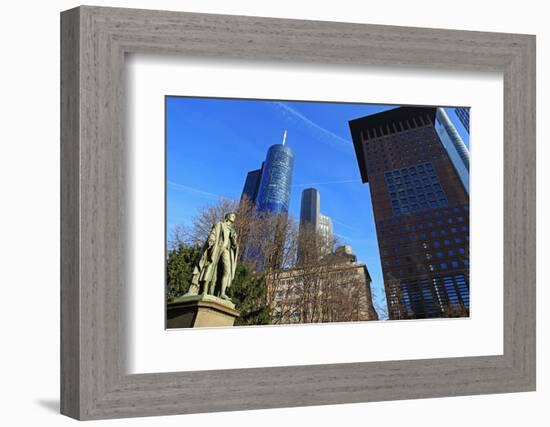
xmin=186 ymin=213 xmax=239 ymax=301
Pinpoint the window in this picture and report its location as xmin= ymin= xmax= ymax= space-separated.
xmin=384 ymin=162 xmax=448 ymax=215
xmin=451 ymin=261 xmax=459 ymax=268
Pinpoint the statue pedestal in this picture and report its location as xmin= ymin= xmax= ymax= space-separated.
xmin=167 ymin=294 xmax=240 ymax=329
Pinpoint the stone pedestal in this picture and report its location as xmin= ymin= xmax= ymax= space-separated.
xmin=167 ymin=294 xmax=240 ymax=329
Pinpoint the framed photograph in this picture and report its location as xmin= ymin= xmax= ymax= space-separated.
xmin=164 ymin=97 xmax=470 ymax=329
xmin=61 ymin=6 xmax=535 ymax=420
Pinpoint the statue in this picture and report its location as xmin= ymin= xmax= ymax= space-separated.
xmin=186 ymin=212 xmax=239 ymax=302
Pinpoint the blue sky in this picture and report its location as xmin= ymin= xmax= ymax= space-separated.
xmin=166 ymin=97 xmax=469 ymax=319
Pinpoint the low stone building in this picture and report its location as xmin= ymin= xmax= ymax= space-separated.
xmin=267 ymin=246 xmax=378 ymax=324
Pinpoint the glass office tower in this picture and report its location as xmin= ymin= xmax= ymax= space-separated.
xmin=349 ymin=106 xmax=470 ymax=320
xmin=435 ymin=107 xmax=470 ymax=194
xmin=255 ymin=143 xmax=294 ymax=215
xmin=240 ymin=132 xmax=294 ymax=271
xmin=454 ymin=106 xmax=470 ymax=133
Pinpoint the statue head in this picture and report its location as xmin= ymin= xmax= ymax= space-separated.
xmin=224 ymin=212 xmax=236 ymax=223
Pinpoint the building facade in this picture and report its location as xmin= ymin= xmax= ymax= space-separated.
xmin=267 ymin=246 xmax=378 ymax=324
xmin=454 ymin=106 xmax=470 ymax=133
xmin=349 ymin=107 xmax=470 ymax=320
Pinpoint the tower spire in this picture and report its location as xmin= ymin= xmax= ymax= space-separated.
xmin=282 ymin=129 xmax=287 ymax=146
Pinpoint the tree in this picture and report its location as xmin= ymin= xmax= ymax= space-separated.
xmin=229 ymin=263 xmax=270 ymax=326
xmin=166 ymin=243 xmax=201 ymax=302
xmin=169 ymin=197 xmax=378 ymax=325
xmin=182 ymin=198 xmax=239 ymax=247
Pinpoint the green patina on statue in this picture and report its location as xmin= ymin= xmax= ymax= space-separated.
xmin=185 ymin=212 xmax=239 ymax=302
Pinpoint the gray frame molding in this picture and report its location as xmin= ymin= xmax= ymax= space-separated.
xmin=60 ymin=5 xmax=536 ymax=420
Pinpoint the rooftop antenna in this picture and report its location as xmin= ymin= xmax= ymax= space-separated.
xmin=282 ymin=129 xmax=287 ymax=146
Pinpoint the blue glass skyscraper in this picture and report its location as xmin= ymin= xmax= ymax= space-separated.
xmin=435 ymin=107 xmax=470 ymax=194
xmin=254 ymin=131 xmax=294 ymax=215
xmin=239 ymin=131 xmax=295 ymax=271
xmin=454 ymin=107 xmax=470 ymax=133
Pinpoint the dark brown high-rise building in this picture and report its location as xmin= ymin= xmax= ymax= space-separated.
xmin=349 ymin=107 xmax=470 ymax=320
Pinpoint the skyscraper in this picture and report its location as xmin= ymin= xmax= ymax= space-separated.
xmin=454 ymin=107 xmax=470 ymax=133
xmin=435 ymin=108 xmax=470 ymax=194
xmin=240 ymin=131 xmax=295 ymax=270
xmin=255 ymin=131 xmax=294 ymax=215
xmin=240 ymin=131 xmax=294 ymax=215
xmin=349 ymin=107 xmax=470 ymax=320
xmin=299 ymin=188 xmax=334 ymax=258
xmin=240 ymin=163 xmax=264 ymax=204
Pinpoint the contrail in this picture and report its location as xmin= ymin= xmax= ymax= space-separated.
xmin=274 ymin=102 xmax=352 ymax=147
xmin=292 ymin=179 xmax=360 ymax=187
xmin=167 ymin=181 xmax=225 ymax=199
xmin=331 ymin=218 xmax=364 ymax=234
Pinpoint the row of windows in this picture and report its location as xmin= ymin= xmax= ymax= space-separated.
xmin=390 ymin=183 xmax=442 ymax=196
xmin=380 ymin=225 xmax=469 ymax=239
xmin=377 ymin=204 xmax=469 ymax=228
xmin=391 ymin=274 xmax=469 ymax=318
xmin=384 ymin=249 xmax=468 ymax=265
xmin=368 ymin=156 xmax=446 ymax=174
xmin=366 ymin=143 xmax=438 ymax=160
xmin=387 ymin=175 xmax=440 ymax=192
xmin=385 ymin=162 xmax=449 ymax=216
xmin=385 ymin=258 xmax=469 ymax=277
xmin=378 ymin=216 xmax=467 ymax=238
xmin=379 ymin=223 xmax=468 ymax=237
xmin=382 ymin=242 xmax=469 ymax=257
xmin=380 ymin=235 xmax=469 ymax=247
xmin=363 ymin=115 xmax=434 ymax=140
xmin=392 ymin=201 xmax=447 ymax=215
xmin=385 ymin=162 xmax=434 ymax=178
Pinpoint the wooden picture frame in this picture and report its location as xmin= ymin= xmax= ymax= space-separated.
xmin=60 ymin=5 xmax=536 ymax=420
